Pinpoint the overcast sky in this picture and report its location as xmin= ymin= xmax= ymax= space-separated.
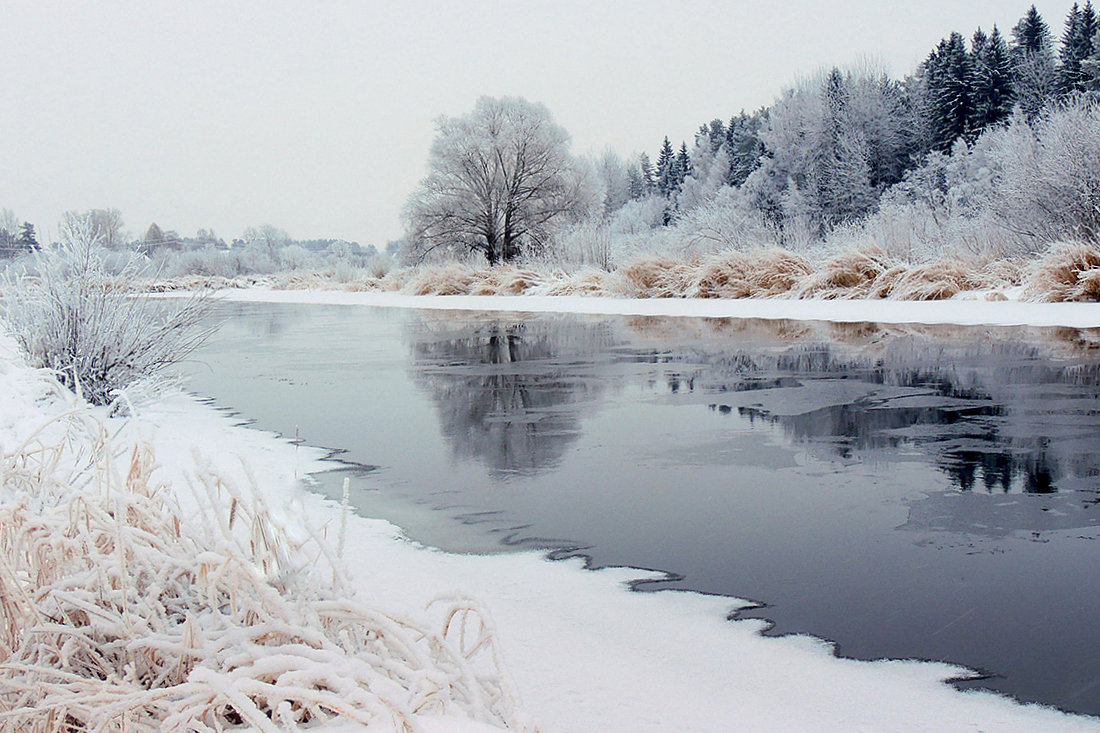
xmin=0 ymin=1 xmax=1069 ymax=247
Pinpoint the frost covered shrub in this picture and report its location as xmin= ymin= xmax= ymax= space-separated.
xmin=674 ymin=188 xmax=787 ymax=256
xmin=987 ymin=98 xmax=1100 ymax=246
xmin=543 ymin=220 xmax=614 ymax=271
xmin=0 ymin=408 xmax=533 ymax=731
xmin=0 ymin=223 xmax=212 ymax=407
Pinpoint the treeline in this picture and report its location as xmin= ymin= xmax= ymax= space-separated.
xmin=586 ymin=3 xmax=1100 ymax=261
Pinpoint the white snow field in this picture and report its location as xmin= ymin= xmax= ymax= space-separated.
xmin=3 ymin=291 xmax=1100 ymax=731
xmin=205 ymin=288 xmax=1100 ymax=329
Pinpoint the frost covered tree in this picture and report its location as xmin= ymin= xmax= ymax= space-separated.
xmin=1060 ymin=1 xmax=1098 ymax=93
xmin=676 ymin=128 xmax=732 ymax=214
xmin=983 ymin=96 xmax=1100 ymax=244
xmin=746 ymin=66 xmax=910 ymax=238
xmin=61 ymin=209 xmax=127 ymax=249
xmin=18 ymin=222 xmax=38 ymax=251
xmin=593 ymin=150 xmax=633 ymax=217
xmin=1012 ymin=5 xmax=1060 ymax=117
xmin=404 ymin=96 xmax=588 ymax=265
xmin=924 ymin=32 xmax=975 ymax=150
xmin=969 ymin=26 xmax=1016 ymax=132
xmin=725 ymin=110 xmax=765 ymax=187
xmin=636 ymin=153 xmax=656 ymax=197
xmin=655 ymin=137 xmax=677 ymax=197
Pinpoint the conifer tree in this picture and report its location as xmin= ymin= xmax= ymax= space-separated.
xmin=924 ymin=32 xmax=975 ymax=150
xmin=18 ymin=222 xmax=37 ymax=252
xmin=1061 ymin=2 xmax=1098 ymax=93
xmin=145 ymin=222 xmax=165 ymax=243
xmin=1012 ymin=5 xmax=1059 ymax=116
xmin=675 ymin=142 xmax=692 ymax=189
xmin=1014 ymin=5 xmax=1052 ymax=56
xmin=970 ymin=26 xmax=1015 ymax=134
xmin=655 ymin=137 xmax=676 ymax=197
xmin=725 ymin=111 xmax=764 ymax=187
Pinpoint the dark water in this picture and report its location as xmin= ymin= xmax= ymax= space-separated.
xmin=183 ymin=302 xmax=1100 ymax=716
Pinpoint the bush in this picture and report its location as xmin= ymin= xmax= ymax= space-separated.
xmin=1 ymin=222 xmax=214 ymax=408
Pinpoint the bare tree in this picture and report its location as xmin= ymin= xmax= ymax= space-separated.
xmin=404 ymin=96 xmax=589 ymax=265
xmin=61 ymin=208 xmax=128 ymax=248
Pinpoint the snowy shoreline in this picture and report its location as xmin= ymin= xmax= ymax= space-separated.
xmin=3 ymin=320 xmax=1100 ymax=730
xmin=165 ymin=287 xmax=1100 ymax=329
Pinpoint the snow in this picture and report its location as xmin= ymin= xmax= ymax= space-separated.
xmin=4 ymin=301 xmax=1100 ymax=731
xmin=193 ymin=288 xmax=1100 ymax=329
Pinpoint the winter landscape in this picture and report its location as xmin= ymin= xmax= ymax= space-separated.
xmin=3 ymin=1 xmax=1100 ymax=730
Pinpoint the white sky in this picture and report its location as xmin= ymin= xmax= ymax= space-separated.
xmin=0 ymin=1 xmax=1069 ymax=247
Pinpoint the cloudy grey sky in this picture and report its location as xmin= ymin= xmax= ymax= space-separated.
xmin=0 ymin=1 xmax=1067 ymax=246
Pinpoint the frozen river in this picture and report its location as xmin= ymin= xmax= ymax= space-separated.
xmin=183 ymin=301 xmax=1100 ymax=717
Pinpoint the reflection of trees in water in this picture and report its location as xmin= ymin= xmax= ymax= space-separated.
xmin=690 ymin=338 xmax=1100 ymax=495
xmin=408 ymin=318 xmax=616 ymax=477
xmin=407 ymin=311 xmax=1100 ymax=494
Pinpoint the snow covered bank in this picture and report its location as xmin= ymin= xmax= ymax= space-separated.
xmin=2 ymin=331 xmax=1099 ymax=731
xmin=197 ymin=287 xmax=1100 ymax=329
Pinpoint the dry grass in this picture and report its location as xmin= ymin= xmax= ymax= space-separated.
xmin=468 ymin=266 xmax=546 ymax=296
xmin=883 ymin=257 xmax=973 ymax=300
xmin=791 ymin=246 xmax=899 ymax=300
xmin=403 ymin=264 xmax=481 ymax=296
xmin=690 ymin=248 xmax=812 ymax=299
xmin=1022 ymin=242 xmax=1100 ymax=302
xmin=132 ymin=243 xmax=1099 ymax=303
xmin=0 ymin=406 xmax=533 ymax=732
xmin=619 ymin=255 xmax=698 ymax=298
xmin=538 ymin=269 xmax=616 ymax=297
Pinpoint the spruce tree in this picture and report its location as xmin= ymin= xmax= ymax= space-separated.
xmin=1013 ymin=5 xmax=1052 ymax=56
xmin=675 ymin=142 xmax=692 ymax=189
xmin=705 ymin=119 xmax=726 ymax=152
xmin=655 ymin=137 xmax=676 ymax=197
xmin=638 ymin=153 xmax=656 ymax=192
xmin=1061 ymin=1 xmax=1098 ymax=92
xmin=970 ymin=26 xmax=1016 ymax=134
xmin=725 ymin=111 xmax=764 ymax=187
xmin=925 ymin=32 xmax=975 ymax=151
xmin=18 ymin=222 xmax=37 ymax=252
xmin=1012 ymin=5 xmax=1059 ymax=116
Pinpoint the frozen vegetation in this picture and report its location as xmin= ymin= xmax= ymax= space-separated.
xmin=3 ymin=268 xmax=1100 ymax=730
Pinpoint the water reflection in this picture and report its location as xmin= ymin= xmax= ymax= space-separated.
xmin=675 ymin=338 xmax=1100 ymax=498
xmin=408 ymin=319 xmax=614 ymax=477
